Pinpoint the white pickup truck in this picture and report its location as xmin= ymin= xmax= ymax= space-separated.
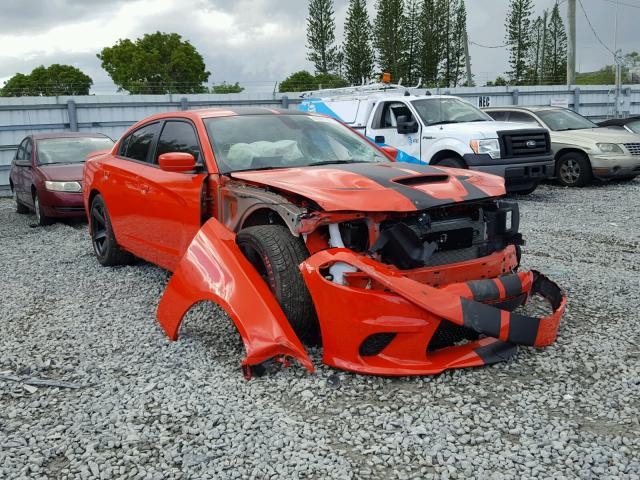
xmin=300 ymin=89 xmax=554 ymax=194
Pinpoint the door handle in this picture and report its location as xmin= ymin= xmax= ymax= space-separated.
xmin=422 ymin=136 xmax=435 ymax=140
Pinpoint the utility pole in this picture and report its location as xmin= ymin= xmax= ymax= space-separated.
xmin=567 ymin=0 xmax=576 ymax=85
xmin=613 ymin=0 xmax=621 ymax=117
xmin=540 ymin=9 xmax=548 ymax=84
xmin=463 ymin=29 xmax=473 ymax=87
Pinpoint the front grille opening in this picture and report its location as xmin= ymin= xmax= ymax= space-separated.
xmin=625 ymin=143 xmax=640 ymax=156
xmin=500 ymin=130 xmax=551 ymax=158
xmin=427 ymin=321 xmax=479 ymax=351
xmin=393 ymin=174 xmax=449 ymax=186
xmin=359 ymin=333 xmax=397 ymax=356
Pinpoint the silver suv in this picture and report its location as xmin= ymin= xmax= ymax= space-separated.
xmin=485 ymin=106 xmax=640 ymax=187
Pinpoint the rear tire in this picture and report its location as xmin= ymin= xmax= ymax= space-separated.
xmin=90 ymin=194 xmax=134 ymax=266
xmin=435 ymin=157 xmax=466 ymax=169
xmin=556 ymin=152 xmax=592 ymax=187
xmin=33 ymin=192 xmax=53 ymax=226
xmin=237 ymin=225 xmax=320 ymax=344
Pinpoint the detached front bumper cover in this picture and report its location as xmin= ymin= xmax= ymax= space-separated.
xmin=156 ymin=219 xmax=566 ymax=378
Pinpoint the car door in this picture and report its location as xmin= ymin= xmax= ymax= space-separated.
xmin=130 ymin=119 xmax=208 ymax=271
xmin=13 ymin=138 xmax=34 ymax=205
xmin=367 ymin=101 xmax=422 ymax=163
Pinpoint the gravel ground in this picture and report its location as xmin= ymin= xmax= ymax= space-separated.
xmin=1 ymin=180 xmax=639 ymax=480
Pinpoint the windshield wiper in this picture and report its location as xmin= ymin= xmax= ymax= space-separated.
xmin=427 ymin=120 xmax=462 ymax=126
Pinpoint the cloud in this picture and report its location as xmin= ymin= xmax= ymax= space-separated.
xmin=0 ymin=0 xmax=637 ymax=91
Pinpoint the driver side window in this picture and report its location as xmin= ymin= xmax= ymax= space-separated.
xmin=14 ymin=138 xmax=31 ymax=166
xmin=374 ymin=102 xmax=415 ymax=129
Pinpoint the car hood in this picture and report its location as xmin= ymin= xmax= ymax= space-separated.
xmin=39 ymin=163 xmax=84 ymax=181
xmin=550 ymin=127 xmax=640 ymax=146
xmin=437 ymin=121 xmax=543 ymax=139
xmin=230 ymin=162 xmax=505 ymax=212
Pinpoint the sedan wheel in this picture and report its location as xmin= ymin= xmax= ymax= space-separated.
xmin=90 ymin=194 xmax=133 ymax=266
xmin=33 ymin=192 xmax=53 ymax=226
xmin=557 ymin=153 xmax=592 ymax=187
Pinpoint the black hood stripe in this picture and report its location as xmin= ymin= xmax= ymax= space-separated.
xmin=315 ymin=162 xmax=494 ymax=210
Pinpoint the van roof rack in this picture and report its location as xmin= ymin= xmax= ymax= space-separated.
xmin=299 ymin=79 xmax=423 ymax=99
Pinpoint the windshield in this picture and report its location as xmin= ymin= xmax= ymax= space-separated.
xmin=37 ymin=137 xmax=114 ymax=165
xmin=411 ymin=98 xmax=492 ymax=126
xmin=537 ymin=109 xmax=597 ymax=131
xmin=204 ymin=114 xmax=389 ymax=173
xmin=626 ymin=120 xmax=640 ymax=134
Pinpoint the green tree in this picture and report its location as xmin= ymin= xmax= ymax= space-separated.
xmin=403 ymin=0 xmax=421 ymax=85
xmin=279 ymin=71 xmax=318 ymax=92
xmin=343 ymin=0 xmax=375 ymax=84
xmin=416 ymin=0 xmax=445 ymax=87
xmin=314 ymin=72 xmax=349 ymax=89
xmin=211 ymin=82 xmax=244 ymax=94
xmin=0 ymin=64 xmax=93 ymax=97
xmin=306 ymin=0 xmax=339 ymax=74
xmin=527 ymin=15 xmax=545 ymax=84
xmin=505 ymin=0 xmax=534 ymax=85
xmin=445 ymin=0 xmax=468 ymax=87
xmin=373 ymin=0 xmax=407 ymax=82
xmin=542 ymin=4 xmax=567 ymax=85
xmin=97 ymin=32 xmax=210 ymax=94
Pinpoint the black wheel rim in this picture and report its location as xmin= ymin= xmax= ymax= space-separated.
xmin=239 ymin=243 xmax=274 ymax=290
xmin=91 ymin=203 xmax=108 ymax=256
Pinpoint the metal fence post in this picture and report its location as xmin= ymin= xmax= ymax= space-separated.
xmin=67 ymin=100 xmax=78 ymax=132
xmin=281 ymin=95 xmax=289 ymax=109
xmin=573 ymin=87 xmax=580 ymax=114
xmin=180 ymin=97 xmax=189 ymax=111
xmin=512 ymin=89 xmax=519 ymax=106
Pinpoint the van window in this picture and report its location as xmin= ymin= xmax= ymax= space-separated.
xmin=374 ymin=102 xmax=415 ymax=129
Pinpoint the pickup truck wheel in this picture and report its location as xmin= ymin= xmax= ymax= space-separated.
xmin=556 ymin=153 xmax=592 ymax=187
xmin=90 ymin=195 xmax=134 ymax=266
xmin=33 ymin=192 xmax=53 ymax=226
xmin=237 ymin=225 xmax=320 ymax=344
xmin=435 ymin=157 xmax=466 ymax=169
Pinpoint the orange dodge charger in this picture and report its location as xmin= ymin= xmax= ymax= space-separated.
xmin=83 ymin=107 xmax=566 ymax=378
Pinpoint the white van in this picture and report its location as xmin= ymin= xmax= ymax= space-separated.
xmin=300 ymin=86 xmax=554 ymax=194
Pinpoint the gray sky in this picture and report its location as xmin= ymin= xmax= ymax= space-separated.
xmin=0 ymin=0 xmax=638 ymax=92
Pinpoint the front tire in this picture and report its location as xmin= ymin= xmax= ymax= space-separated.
xmin=90 ymin=194 xmax=134 ymax=266
xmin=556 ymin=152 xmax=592 ymax=187
xmin=236 ymin=225 xmax=320 ymax=344
xmin=33 ymin=192 xmax=53 ymax=226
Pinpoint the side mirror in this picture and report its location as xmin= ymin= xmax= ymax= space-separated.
xmin=396 ymin=115 xmax=419 ymax=134
xmin=158 ymin=152 xmax=196 ymax=173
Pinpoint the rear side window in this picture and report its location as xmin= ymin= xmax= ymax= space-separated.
xmin=155 ymin=121 xmax=202 ymax=164
xmin=509 ymin=111 xmax=540 ymax=125
xmin=487 ymin=111 xmax=508 ymax=122
xmin=122 ymin=123 xmax=159 ymax=163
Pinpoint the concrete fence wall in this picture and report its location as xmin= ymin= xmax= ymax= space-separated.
xmin=1 ymin=85 xmax=639 ymax=195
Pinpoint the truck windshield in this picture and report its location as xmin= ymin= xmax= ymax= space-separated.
xmin=204 ymin=114 xmax=389 ymax=173
xmin=412 ymin=98 xmax=491 ymax=126
xmin=37 ymin=137 xmax=114 ymax=165
xmin=537 ymin=109 xmax=597 ymax=131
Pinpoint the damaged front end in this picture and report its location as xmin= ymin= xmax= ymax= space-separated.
xmin=157 ymin=185 xmax=565 ymax=378
xmin=298 ymin=198 xmax=565 ymax=375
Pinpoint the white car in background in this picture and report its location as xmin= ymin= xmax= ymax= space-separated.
xmin=485 ymin=106 xmax=640 ymax=187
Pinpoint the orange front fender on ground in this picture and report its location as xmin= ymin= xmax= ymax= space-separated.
xmin=156 ymin=218 xmax=314 ymax=376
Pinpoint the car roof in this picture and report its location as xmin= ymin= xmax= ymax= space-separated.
xmin=30 ymin=132 xmax=111 ymax=140
xmin=135 ymin=107 xmax=308 ymax=124
xmin=598 ymin=116 xmax=640 ymax=126
xmin=485 ymin=106 xmax=563 ymax=113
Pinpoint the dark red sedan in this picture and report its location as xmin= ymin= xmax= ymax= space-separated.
xmin=9 ymin=133 xmax=114 ymax=225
